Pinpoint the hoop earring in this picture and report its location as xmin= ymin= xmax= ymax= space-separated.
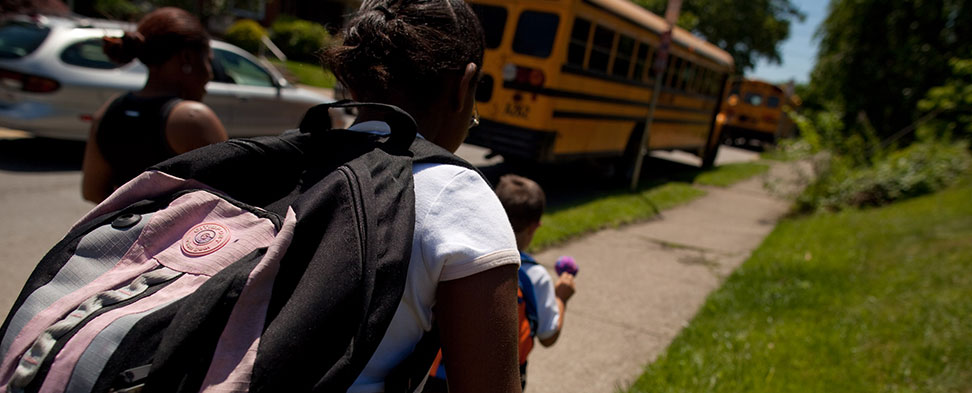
xmin=182 ymin=64 xmax=193 ymax=74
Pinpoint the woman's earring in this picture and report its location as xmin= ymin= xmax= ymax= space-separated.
xmin=182 ymin=64 xmax=193 ymax=74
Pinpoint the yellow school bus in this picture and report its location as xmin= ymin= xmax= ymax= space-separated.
xmin=721 ymin=78 xmax=799 ymax=146
xmin=466 ymin=0 xmax=734 ymax=167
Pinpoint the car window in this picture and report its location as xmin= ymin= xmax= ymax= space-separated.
xmin=213 ymin=49 xmax=274 ymax=87
xmin=60 ymin=38 xmax=118 ymax=69
xmin=0 ymin=21 xmax=50 ymax=59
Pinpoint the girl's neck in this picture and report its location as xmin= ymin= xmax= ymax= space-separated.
xmin=138 ymin=73 xmax=187 ymax=99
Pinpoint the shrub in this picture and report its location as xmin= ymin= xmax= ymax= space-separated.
xmin=94 ymin=0 xmax=143 ymax=21
xmin=797 ymin=140 xmax=971 ymax=212
xmin=224 ymin=19 xmax=266 ymax=55
xmin=917 ymin=58 xmax=972 ymax=141
xmin=270 ymin=18 xmax=330 ymax=62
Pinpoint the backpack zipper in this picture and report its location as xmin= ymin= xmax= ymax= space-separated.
xmin=337 ymin=166 xmax=368 ymax=266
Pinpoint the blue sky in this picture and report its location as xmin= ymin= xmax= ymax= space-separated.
xmin=748 ymin=0 xmax=830 ymax=84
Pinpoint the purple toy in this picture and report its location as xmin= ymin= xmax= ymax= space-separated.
xmin=555 ymin=256 xmax=579 ymax=276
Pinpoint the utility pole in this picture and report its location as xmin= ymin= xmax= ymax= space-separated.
xmin=630 ymin=0 xmax=682 ymax=191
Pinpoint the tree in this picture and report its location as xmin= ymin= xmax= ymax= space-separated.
xmin=634 ymin=0 xmax=805 ymax=74
xmin=810 ymin=0 xmax=972 ymax=142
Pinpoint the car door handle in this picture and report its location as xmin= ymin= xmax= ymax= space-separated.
xmin=235 ymin=95 xmax=249 ymax=102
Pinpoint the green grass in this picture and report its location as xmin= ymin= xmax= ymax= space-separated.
xmin=627 ymin=174 xmax=972 ymax=393
xmin=694 ymin=162 xmax=770 ymax=187
xmin=528 ymin=160 xmax=772 ymax=252
xmin=529 ymin=182 xmax=706 ymax=251
xmin=269 ymin=59 xmax=336 ymax=89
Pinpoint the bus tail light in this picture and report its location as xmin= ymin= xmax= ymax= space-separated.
xmin=502 ymin=63 xmax=545 ymax=87
xmin=762 ymin=115 xmax=778 ymax=124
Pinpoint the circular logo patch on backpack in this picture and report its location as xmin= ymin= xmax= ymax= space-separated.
xmin=181 ymin=223 xmax=230 ymax=257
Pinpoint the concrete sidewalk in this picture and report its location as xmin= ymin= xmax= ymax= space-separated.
xmin=523 ymin=160 xmax=813 ymax=393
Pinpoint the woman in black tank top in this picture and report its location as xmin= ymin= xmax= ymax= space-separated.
xmin=81 ymin=8 xmax=227 ymax=203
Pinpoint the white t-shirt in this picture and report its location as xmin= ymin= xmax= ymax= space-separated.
xmin=346 ymin=122 xmax=520 ymax=392
xmin=520 ymin=261 xmax=561 ymax=340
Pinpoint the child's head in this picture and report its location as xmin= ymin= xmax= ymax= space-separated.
xmin=495 ymin=174 xmax=546 ymax=249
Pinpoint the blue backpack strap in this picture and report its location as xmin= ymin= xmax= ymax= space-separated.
xmin=518 ymin=253 xmax=540 ymax=337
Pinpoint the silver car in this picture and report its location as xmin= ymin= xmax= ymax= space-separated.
xmin=0 ymin=15 xmax=331 ymax=140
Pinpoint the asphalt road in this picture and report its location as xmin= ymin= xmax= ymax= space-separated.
xmin=0 ymin=128 xmax=756 ymax=323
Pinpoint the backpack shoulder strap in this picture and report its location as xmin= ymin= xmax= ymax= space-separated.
xmin=517 ymin=261 xmax=540 ymax=337
xmin=409 ymin=138 xmax=491 ymax=186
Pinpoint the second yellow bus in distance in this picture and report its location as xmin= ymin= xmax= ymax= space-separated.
xmin=466 ymin=0 xmax=734 ymax=168
xmin=721 ymin=78 xmax=800 ymax=147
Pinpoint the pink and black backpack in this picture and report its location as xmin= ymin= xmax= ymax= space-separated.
xmin=0 ymin=102 xmax=473 ymax=393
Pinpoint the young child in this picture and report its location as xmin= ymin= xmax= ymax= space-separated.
xmin=495 ymin=174 xmax=576 ymax=391
xmin=425 ymin=174 xmax=576 ymax=392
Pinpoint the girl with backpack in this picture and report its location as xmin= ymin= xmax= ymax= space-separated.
xmin=323 ymin=0 xmax=523 ymax=392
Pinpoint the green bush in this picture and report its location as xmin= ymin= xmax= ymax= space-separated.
xmin=224 ymin=19 xmax=266 ymax=55
xmin=270 ymin=18 xmax=329 ymax=62
xmin=917 ymin=58 xmax=972 ymax=141
xmin=797 ymin=140 xmax=971 ymax=212
xmin=94 ymin=0 xmax=143 ymax=21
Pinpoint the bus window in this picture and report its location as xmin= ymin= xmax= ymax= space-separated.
xmin=631 ymin=42 xmax=647 ymax=82
xmin=612 ymin=35 xmax=634 ymax=78
xmin=701 ymin=69 xmax=712 ymax=94
xmin=679 ymin=62 xmax=694 ymax=91
xmin=471 ymin=4 xmax=508 ymax=49
xmin=567 ymin=18 xmax=591 ymax=67
xmin=588 ymin=25 xmax=614 ymax=73
xmin=693 ymin=68 xmax=706 ymax=94
xmin=513 ymin=11 xmax=560 ymax=58
xmin=767 ymin=96 xmax=781 ymax=108
xmin=665 ymin=56 xmax=681 ymax=88
xmin=744 ymin=92 xmax=763 ymax=106
xmin=646 ymin=47 xmax=657 ymax=82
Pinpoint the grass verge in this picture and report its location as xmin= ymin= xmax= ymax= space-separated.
xmin=693 ymin=162 xmax=770 ymax=187
xmin=269 ymin=59 xmax=336 ymax=89
xmin=529 ymin=182 xmax=705 ymax=252
xmin=529 ymin=160 xmax=772 ymax=252
xmin=627 ymin=173 xmax=972 ymax=392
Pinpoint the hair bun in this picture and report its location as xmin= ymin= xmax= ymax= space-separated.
xmin=102 ymin=31 xmax=144 ymax=65
xmin=374 ymin=5 xmax=396 ymax=20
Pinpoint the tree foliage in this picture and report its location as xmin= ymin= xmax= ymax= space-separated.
xmin=634 ymin=0 xmax=804 ymax=73
xmin=810 ymin=0 xmax=972 ymax=142
xmin=917 ymin=58 xmax=972 ymax=141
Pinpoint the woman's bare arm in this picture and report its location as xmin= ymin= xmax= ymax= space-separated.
xmin=165 ymin=101 xmax=228 ymax=154
xmin=81 ymin=101 xmax=115 ymax=204
xmin=436 ymin=264 xmax=521 ymax=393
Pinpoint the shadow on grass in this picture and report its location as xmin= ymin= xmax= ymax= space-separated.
xmin=0 ymin=137 xmax=85 ymax=172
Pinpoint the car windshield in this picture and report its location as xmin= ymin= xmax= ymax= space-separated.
xmin=0 ymin=21 xmax=51 ymax=59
